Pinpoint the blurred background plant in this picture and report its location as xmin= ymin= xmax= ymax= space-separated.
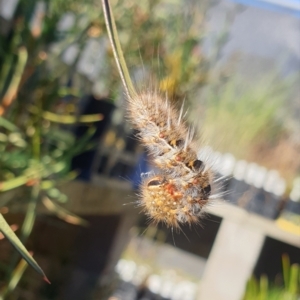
xmin=194 ymin=71 xmax=299 ymax=185
xmin=0 ymin=0 xmax=106 ymax=296
xmin=243 ymin=254 xmax=300 ymax=300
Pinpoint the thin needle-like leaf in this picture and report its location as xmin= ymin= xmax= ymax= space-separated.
xmin=43 ymin=111 xmax=104 ymax=124
xmin=0 ymin=224 xmax=18 ymax=240
xmin=0 ymin=214 xmax=49 ymax=283
xmin=282 ymin=253 xmax=290 ymax=289
xmin=0 ymin=47 xmax=28 ymax=115
xmin=0 ymin=117 xmax=19 ymax=132
xmin=42 ymin=197 xmax=89 ymax=227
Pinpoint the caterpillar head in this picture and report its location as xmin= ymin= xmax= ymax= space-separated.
xmin=140 ymin=174 xmax=211 ymax=228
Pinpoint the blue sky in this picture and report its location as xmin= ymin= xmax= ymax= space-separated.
xmin=230 ymin=0 xmax=300 ymax=17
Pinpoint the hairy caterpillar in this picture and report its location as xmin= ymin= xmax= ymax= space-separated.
xmin=101 ymin=0 xmax=215 ymax=228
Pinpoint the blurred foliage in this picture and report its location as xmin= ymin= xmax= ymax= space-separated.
xmin=200 ymin=74 xmax=288 ymax=156
xmin=243 ymin=254 xmax=300 ymax=300
xmin=0 ymin=0 xmax=103 ymax=295
xmin=0 ymin=0 xmax=220 ymax=296
xmin=192 ymin=70 xmax=299 ymax=185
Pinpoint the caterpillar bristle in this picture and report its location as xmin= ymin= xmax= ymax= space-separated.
xmin=177 ymin=101 xmax=185 ymax=126
xmin=101 ymin=0 xmax=218 ymax=228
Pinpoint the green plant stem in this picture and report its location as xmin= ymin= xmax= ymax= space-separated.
xmin=32 ymin=127 xmax=41 ymax=161
xmin=1 ymin=47 xmax=28 ymax=112
xmin=20 ymin=183 xmax=40 ymax=241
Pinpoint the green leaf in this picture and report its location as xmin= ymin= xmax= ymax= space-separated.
xmin=0 ymin=214 xmax=49 ymax=282
xmin=43 ymin=111 xmax=103 ymax=124
xmin=44 ymin=129 xmax=75 ymax=148
xmin=0 ymin=117 xmax=19 ymax=132
xmin=289 ymin=264 xmax=299 ymax=295
xmin=0 ymin=175 xmax=28 ymax=192
xmin=259 ymin=275 xmax=268 ymax=300
xmin=282 ymin=254 xmax=290 ymax=289
xmin=42 ymin=197 xmax=88 ymax=227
